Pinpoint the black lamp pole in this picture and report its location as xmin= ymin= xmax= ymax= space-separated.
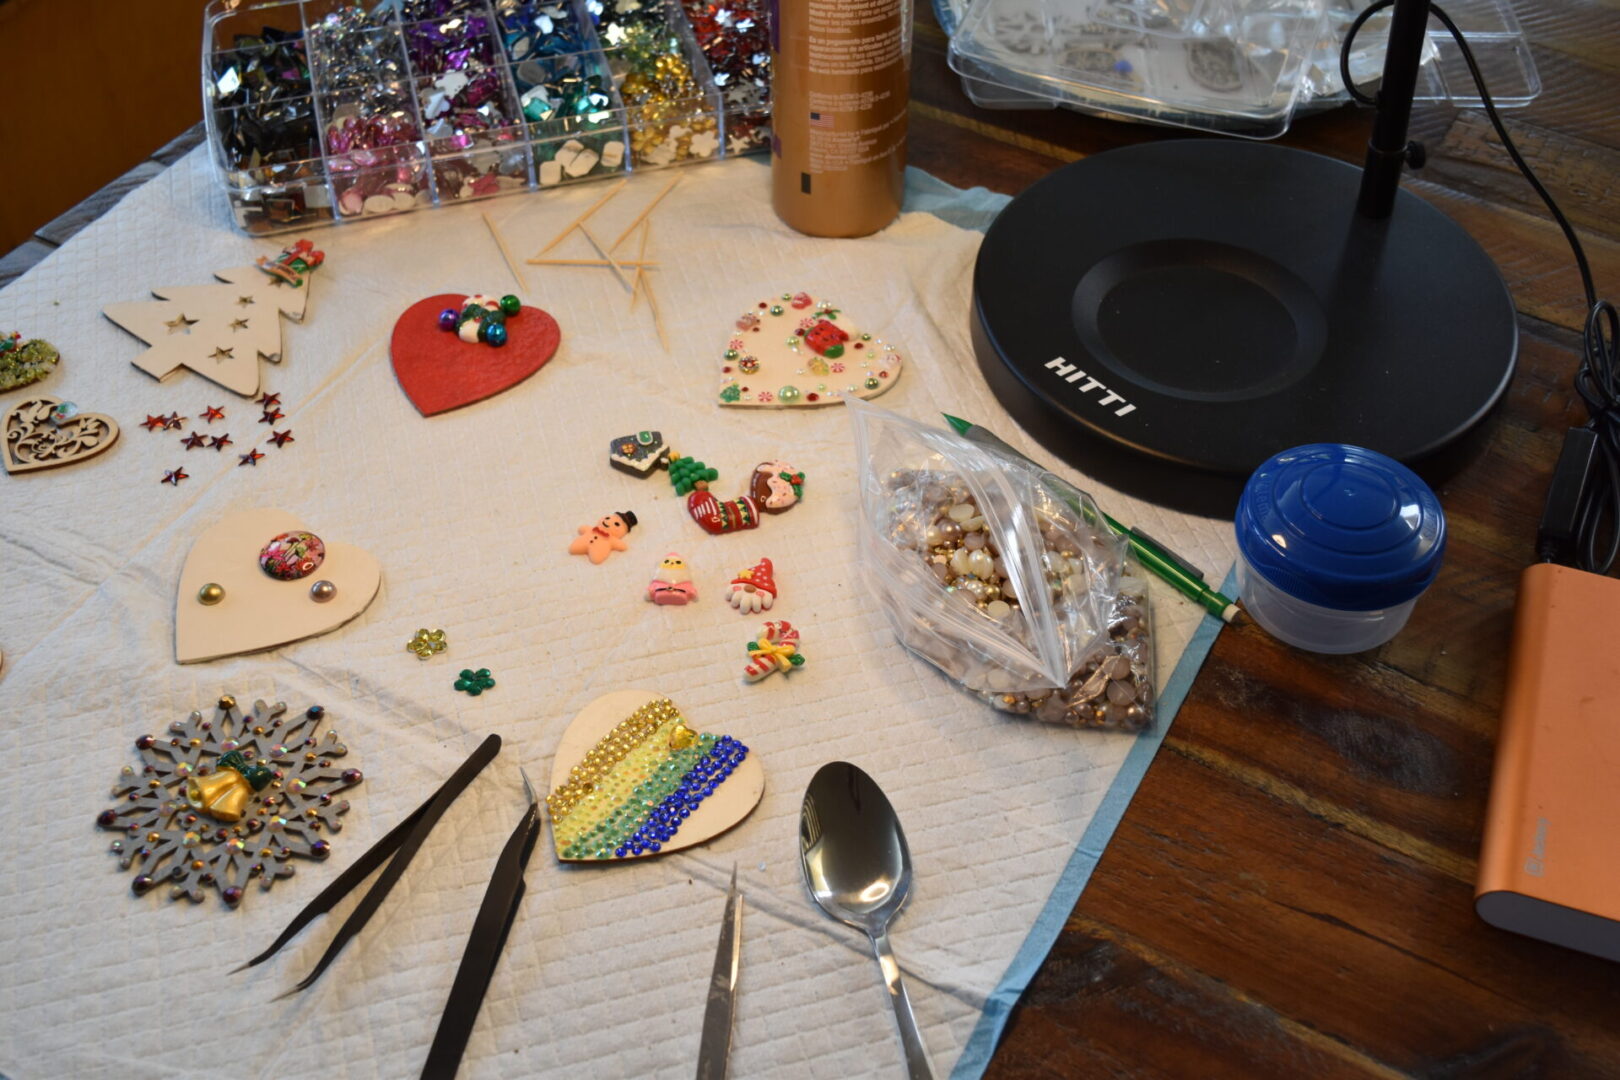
xmin=1356 ymin=0 xmax=1435 ymax=219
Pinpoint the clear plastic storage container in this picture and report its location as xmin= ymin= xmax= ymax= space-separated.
xmin=940 ymin=0 xmax=1538 ymax=136
xmin=1234 ymin=443 xmax=1446 ymax=654
xmin=203 ymin=0 xmax=764 ymax=234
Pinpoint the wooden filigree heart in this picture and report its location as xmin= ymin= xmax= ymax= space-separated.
xmin=3 ymin=397 xmax=119 ymax=474
xmin=175 ymin=509 xmax=381 ymax=664
xmin=717 ymin=290 xmax=902 ymax=407
xmin=547 ymin=690 xmax=764 ymax=862
xmin=391 ymin=294 xmax=561 ymax=416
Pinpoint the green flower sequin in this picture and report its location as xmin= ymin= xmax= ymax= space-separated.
xmin=454 ymin=668 xmax=495 ymax=695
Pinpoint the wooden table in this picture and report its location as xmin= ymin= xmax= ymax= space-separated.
xmin=905 ymin=5 xmax=1620 ymax=1078
xmin=4 ymin=10 xmax=1617 ymax=1071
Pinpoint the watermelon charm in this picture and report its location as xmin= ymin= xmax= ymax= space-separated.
xmin=804 ymin=319 xmax=849 ymax=359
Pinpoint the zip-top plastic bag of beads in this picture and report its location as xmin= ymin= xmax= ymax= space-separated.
xmin=849 ymin=400 xmax=1155 ymax=731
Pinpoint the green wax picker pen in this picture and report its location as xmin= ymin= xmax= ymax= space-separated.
xmin=941 ymin=414 xmax=1241 ymax=624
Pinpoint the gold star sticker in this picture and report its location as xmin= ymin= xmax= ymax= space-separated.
xmin=229 ymin=317 xmax=249 ymax=331
xmin=164 ymin=314 xmax=199 ymax=334
xmin=237 ymin=295 xmax=255 ymax=307
xmin=209 ymin=346 xmax=235 ymax=361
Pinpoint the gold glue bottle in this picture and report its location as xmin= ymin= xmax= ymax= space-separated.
xmin=770 ymin=0 xmax=911 ymax=236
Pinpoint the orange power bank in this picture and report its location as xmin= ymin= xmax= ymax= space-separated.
xmin=1476 ymin=562 xmax=1620 ymax=961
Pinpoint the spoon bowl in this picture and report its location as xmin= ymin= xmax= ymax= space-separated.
xmin=799 ymin=762 xmax=934 ymax=1079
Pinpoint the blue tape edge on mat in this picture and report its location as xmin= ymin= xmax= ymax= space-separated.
xmin=894 ymin=165 xmax=1230 ymax=1075
xmin=950 ymin=569 xmax=1235 ymax=1079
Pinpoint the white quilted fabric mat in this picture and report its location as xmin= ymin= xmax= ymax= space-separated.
xmin=0 ymin=152 xmax=1237 ymax=1079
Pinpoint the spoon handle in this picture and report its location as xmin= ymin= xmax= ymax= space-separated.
xmin=870 ymin=929 xmax=935 ymax=1080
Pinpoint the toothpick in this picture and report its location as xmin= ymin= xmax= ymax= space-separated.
xmin=578 ymin=222 xmax=632 ymax=293
xmin=629 ymin=218 xmax=651 ymax=312
xmin=526 ymin=258 xmax=661 ymax=267
xmin=609 ymin=174 xmax=681 ymax=253
xmin=532 ymin=179 xmax=627 ymax=257
xmin=643 ymin=265 xmax=669 ymax=351
xmin=482 ymin=211 xmax=526 ymax=292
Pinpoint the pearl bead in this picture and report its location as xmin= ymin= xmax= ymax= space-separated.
xmin=485 ymin=322 xmax=508 ymax=347
xmin=309 ymin=580 xmax=337 ymax=603
xmin=197 ymin=582 xmax=226 ymax=606
xmin=499 ymin=294 xmax=521 ymax=316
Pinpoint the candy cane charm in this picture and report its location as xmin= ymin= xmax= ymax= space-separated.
xmin=743 ymin=620 xmax=804 ymax=682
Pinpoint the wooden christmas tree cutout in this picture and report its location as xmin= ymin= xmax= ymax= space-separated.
xmin=104 ymin=241 xmax=323 ymax=398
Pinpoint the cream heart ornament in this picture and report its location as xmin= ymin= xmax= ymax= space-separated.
xmin=717 ymin=290 xmax=903 ymax=407
xmin=547 ymin=690 xmax=763 ymax=861
xmin=175 ymin=508 xmax=381 ymax=663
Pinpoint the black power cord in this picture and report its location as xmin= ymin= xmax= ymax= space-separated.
xmin=1342 ymin=1 xmax=1620 ymax=574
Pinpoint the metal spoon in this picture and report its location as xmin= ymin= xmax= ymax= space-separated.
xmin=799 ymin=762 xmax=934 ymax=1080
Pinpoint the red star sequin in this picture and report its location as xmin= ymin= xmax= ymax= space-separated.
xmin=257 ymin=392 xmax=281 ymax=407
xmin=181 ymin=431 xmax=208 ymax=450
xmin=259 ymin=408 xmax=284 ymax=424
xmin=202 ymin=405 xmax=226 ymax=422
xmin=238 ymin=449 xmax=266 ymax=467
xmin=163 ymin=412 xmax=185 ymax=430
xmin=268 ymin=429 xmax=295 ymax=448
xmin=210 ymin=434 xmax=233 ymax=451
xmin=141 ymin=415 xmax=167 ymax=432
xmin=161 ymin=468 xmax=189 ymax=486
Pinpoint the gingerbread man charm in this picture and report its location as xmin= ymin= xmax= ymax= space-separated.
xmin=569 ymin=511 xmax=637 ymax=564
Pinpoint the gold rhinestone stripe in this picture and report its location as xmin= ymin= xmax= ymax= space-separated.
xmin=551 ymin=714 xmax=682 ymax=849
xmin=545 ymin=698 xmax=681 ymax=822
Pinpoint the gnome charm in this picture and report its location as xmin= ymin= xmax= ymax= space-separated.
xmin=647 ymin=553 xmax=698 ymax=605
xmin=570 ymin=511 xmax=637 ymax=564
xmin=726 ymin=557 xmax=777 ymax=614
xmin=687 ymin=460 xmax=803 ymax=536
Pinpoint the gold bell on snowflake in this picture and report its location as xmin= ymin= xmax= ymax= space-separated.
xmin=186 ymin=750 xmax=274 ymax=823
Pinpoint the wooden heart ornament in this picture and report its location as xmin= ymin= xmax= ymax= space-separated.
xmin=717 ymin=290 xmax=903 ymax=407
xmin=3 ymin=397 xmax=120 ymax=474
xmin=391 ymin=294 xmax=561 ymax=416
xmin=176 ymin=508 xmax=381 ymax=663
xmin=546 ymin=690 xmax=763 ymax=862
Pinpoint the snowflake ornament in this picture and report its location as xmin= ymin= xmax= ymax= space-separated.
xmin=95 ymin=695 xmax=361 ymax=910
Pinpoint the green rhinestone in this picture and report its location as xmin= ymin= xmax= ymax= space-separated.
xmin=865 ymin=376 xmax=882 ymax=390
xmin=782 ymin=292 xmax=792 ymax=300
xmin=769 ymin=304 xmax=784 ymax=316
xmin=724 ymin=349 xmax=739 ymax=361
xmin=861 ymin=332 xmax=872 ymax=341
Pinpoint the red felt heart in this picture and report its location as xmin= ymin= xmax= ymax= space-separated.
xmin=390 ymin=294 xmax=561 ymax=416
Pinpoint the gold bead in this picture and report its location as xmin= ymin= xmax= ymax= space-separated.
xmin=218 ymin=695 xmax=236 ymax=712
xmin=197 ymin=582 xmax=226 ymax=606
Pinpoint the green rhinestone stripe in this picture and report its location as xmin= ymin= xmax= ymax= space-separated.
xmin=551 ymin=713 xmax=683 ymax=848
xmin=559 ymin=734 xmax=718 ymax=860
xmin=546 ymin=698 xmax=680 ymax=823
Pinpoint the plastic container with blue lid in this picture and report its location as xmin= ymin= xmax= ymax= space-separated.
xmin=1235 ymin=443 xmax=1446 ymax=654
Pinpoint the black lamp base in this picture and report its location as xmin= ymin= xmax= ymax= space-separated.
xmin=971 ymin=139 xmax=1519 ymax=518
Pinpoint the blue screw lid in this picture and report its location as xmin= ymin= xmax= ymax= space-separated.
xmin=1235 ymin=444 xmax=1445 ymax=611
